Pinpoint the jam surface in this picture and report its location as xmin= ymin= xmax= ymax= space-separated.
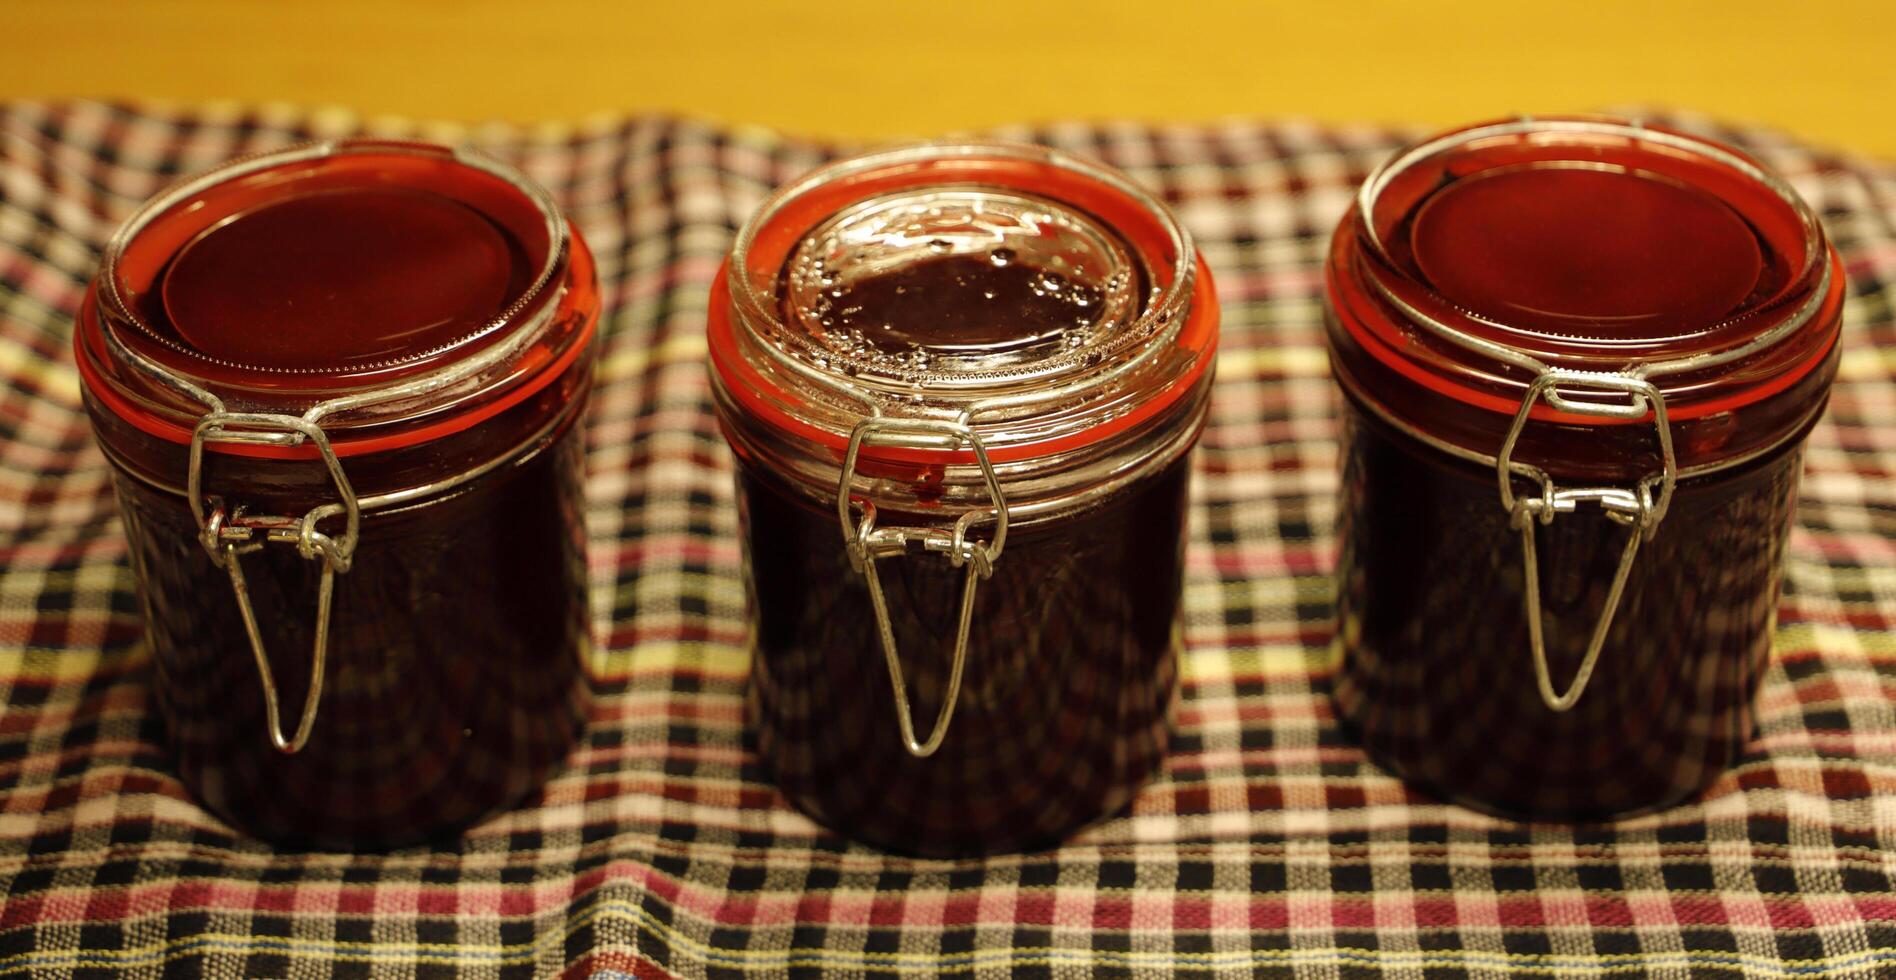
xmin=770 ymin=184 xmax=1149 ymax=389
xmin=806 ymin=252 xmax=1106 ymax=356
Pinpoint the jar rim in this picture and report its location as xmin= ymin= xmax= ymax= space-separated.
xmin=1325 ymin=115 xmax=1845 ymax=483
xmin=1353 ymin=116 xmax=1830 ymax=392
xmin=77 ymin=140 xmax=595 ymax=460
xmin=712 ymin=141 xmax=1218 ymax=468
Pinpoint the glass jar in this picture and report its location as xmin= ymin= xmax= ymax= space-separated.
xmin=1324 ymin=118 xmax=1843 ymax=819
xmin=75 ymin=141 xmax=599 ymax=848
xmin=709 ymin=143 xmax=1218 ymax=855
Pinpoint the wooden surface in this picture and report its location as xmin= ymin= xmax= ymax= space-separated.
xmin=3 ymin=0 xmax=1892 ymax=157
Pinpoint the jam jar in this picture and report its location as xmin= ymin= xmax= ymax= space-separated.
xmin=709 ymin=143 xmax=1218 ymax=855
xmin=1325 ymin=118 xmax=1844 ymax=819
xmin=75 ymin=141 xmax=599 ymax=848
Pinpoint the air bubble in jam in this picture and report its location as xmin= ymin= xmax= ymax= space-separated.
xmin=825 ymin=256 xmax=1099 ymax=353
xmin=776 ymin=188 xmax=1148 ymax=386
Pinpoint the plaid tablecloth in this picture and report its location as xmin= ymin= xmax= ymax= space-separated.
xmin=0 ymin=101 xmax=1890 ymax=978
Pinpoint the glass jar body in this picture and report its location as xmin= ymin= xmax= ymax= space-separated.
xmin=1329 ymin=391 xmax=1815 ymax=818
xmin=726 ymin=388 xmax=1204 ymax=856
xmin=710 ymin=142 xmax=1217 ymax=854
xmin=105 ymin=403 xmax=592 ymax=847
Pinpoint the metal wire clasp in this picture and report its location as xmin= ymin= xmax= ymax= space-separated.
xmin=188 ymin=414 xmax=360 ymax=754
xmin=1497 ymin=370 xmax=1677 ymax=713
xmin=836 ymin=417 xmax=1009 ymax=758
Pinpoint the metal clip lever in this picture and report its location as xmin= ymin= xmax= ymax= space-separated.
xmin=190 ymin=414 xmax=360 ymax=754
xmin=1497 ymin=371 xmax=1676 ymax=713
xmin=837 ymin=417 xmax=1008 ymax=758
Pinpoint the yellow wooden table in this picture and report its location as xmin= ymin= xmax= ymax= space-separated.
xmin=4 ymin=0 xmax=1893 ymax=158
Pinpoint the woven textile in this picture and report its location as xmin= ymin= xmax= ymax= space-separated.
xmin=0 ymin=101 xmax=1891 ymax=978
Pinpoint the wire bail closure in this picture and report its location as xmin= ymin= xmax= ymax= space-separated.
xmin=188 ymin=413 xmax=360 ymax=754
xmin=835 ymin=416 xmax=1008 ymax=758
xmin=1497 ymin=370 xmax=1677 ymax=713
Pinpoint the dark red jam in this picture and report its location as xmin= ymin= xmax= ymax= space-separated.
xmin=808 ymin=252 xmax=1110 ymax=353
xmin=76 ymin=142 xmax=599 ymax=848
xmin=1325 ymin=119 xmax=1843 ymax=819
xmin=710 ymin=144 xmax=1217 ymax=855
xmin=739 ymin=451 xmax=1190 ymax=854
xmin=1333 ymin=408 xmax=1804 ymax=817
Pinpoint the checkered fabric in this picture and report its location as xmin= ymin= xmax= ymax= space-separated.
xmin=0 ymin=101 xmax=1890 ymax=978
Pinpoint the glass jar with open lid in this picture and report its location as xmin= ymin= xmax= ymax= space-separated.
xmin=709 ymin=143 xmax=1218 ymax=855
xmin=76 ymin=140 xmax=599 ymax=847
xmin=1324 ymin=117 xmax=1844 ymax=818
